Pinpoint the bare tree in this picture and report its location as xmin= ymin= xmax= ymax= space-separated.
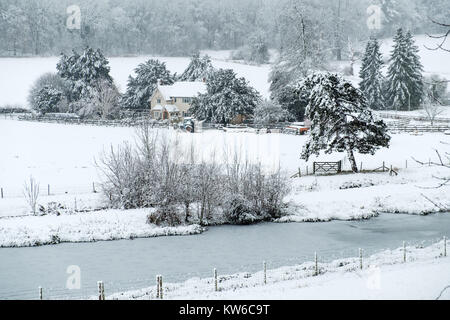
xmin=413 ymin=143 xmax=450 ymax=189
xmin=23 ymin=176 xmax=40 ymax=215
xmin=421 ymin=94 xmax=444 ymax=126
xmin=92 ymin=81 xmax=121 ymax=119
xmin=426 ymin=18 xmax=450 ymax=53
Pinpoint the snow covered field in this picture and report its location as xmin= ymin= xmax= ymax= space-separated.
xmin=109 ymin=241 xmax=450 ymax=300
xmin=0 ymin=118 xmax=449 ymax=247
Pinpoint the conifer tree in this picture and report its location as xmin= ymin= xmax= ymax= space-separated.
xmin=298 ymin=72 xmax=391 ymax=173
xmin=359 ymin=38 xmax=386 ymax=110
xmin=122 ymin=59 xmax=175 ymax=109
xmin=386 ymin=29 xmax=424 ymax=111
xmin=179 ymin=53 xmax=214 ymax=82
xmin=190 ymin=69 xmax=261 ymax=125
xmin=57 ymin=48 xmax=113 ymax=101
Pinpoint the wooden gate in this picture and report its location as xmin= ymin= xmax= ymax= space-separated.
xmin=313 ymin=161 xmax=342 ymax=174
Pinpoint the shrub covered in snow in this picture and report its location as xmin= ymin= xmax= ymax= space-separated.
xmin=223 ymin=194 xmax=258 ymax=225
xmin=147 ymin=205 xmax=183 ymax=227
xmin=98 ymin=122 xmax=290 ymax=226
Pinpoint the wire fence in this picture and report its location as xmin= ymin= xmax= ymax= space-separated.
xmin=379 ymin=112 xmax=450 ymax=124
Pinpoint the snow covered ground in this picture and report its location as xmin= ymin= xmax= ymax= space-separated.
xmin=1 ymin=119 xmax=448 ymax=202
xmin=0 ymin=208 xmax=203 ymax=248
xmin=1 ymin=118 xmax=449 ymax=247
xmin=108 ymin=241 xmax=450 ymax=300
xmin=283 ymin=166 xmax=450 ymax=222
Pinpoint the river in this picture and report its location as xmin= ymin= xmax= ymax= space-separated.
xmin=0 ymin=213 xmax=449 ymax=300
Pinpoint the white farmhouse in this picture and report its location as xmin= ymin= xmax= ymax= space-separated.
xmin=149 ymin=81 xmax=207 ymax=120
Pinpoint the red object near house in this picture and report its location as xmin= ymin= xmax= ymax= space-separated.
xmin=286 ymin=122 xmax=310 ymax=135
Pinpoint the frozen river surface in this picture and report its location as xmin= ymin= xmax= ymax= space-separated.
xmin=0 ymin=213 xmax=449 ymax=299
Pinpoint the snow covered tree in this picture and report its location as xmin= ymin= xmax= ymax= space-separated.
xmin=425 ymin=74 xmax=449 ymax=105
xmin=249 ymin=34 xmax=270 ymax=64
xmin=386 ymin=29 xmax=424 ymax=111
xmin=77 ymin=80 xmax=121 ymax=119
xmin=28 ymin=72 xmax=70 ymax=112
xmin=57 ymin=47 xmax=113 ymax=102
xmin=231 ymin=34 xmax=270 ymax=64
xmin=359 ymin=38 xmax=386 ymax=110
xmin=178 ymin=53 xmax=214 ymax=81
xmin=122 ymin=59 xmax=174 ymax=109
xmin=298 ymin=72 xmax=391 ymax=173
xmin=34 ymin=85 xmax=63 ymax=115
xmin=190 ymin=69 xmax=261 ymax=125
xmin=254 ymin=99 xmax=291 ymax=126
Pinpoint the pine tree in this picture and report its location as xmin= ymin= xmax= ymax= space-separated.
xmin=57 ymin=48 xmax=113 ymax=101
xmin=179 ymin=53 xmax=214 ymax=82
xmin=190 ymin=69 xmax=261 ymax=125
xmin=298 ymin=72 xmax=391 ymax=173
xmin=122 ymin=59 xmax=175 ymax=109
xmin=386 ymin=29 xmax=424 ymax=111
xmin=359 ymin=38 xmax=386 ymax=110
xmin=403 ymin=31 xmax=424 ymax=108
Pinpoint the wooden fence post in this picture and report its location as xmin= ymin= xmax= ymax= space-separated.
xmin=403 ymin=241 xmax=406 ymax=263
xmin=93 ymin=182 xmax=97 ymax=193
xmin=97 ymin=281 xmax=104 ymax=300
xmin=359 ymin=248 xmax=363 ymax=270
xmin=263 ymin=261 xmax=267 ymax=285
xmin=39 ymin=287 xmax=43 ymax=300
xmin=360 ymin=162 xmax=363 ymax=172
xmin=48 ymin=184 xmax=50 ymax=196
xmin=159 ymin=276 xmax=163 ymax=299
xmin=156 ymin=275 xmax=160 ymax=299
xmin=314 ymin=252 xmax=318 ymax=276
xmin=382 ymin=161 xmax=385 ymax=172
xmin=444 ymin=236 xmax=447 ymax=257
xmin=405 ymin=160 xmax=408 ymax=169
xmin=214 ymin=268 xmax=218 ymax=292
xmin=1 ymin=187 xmax=3 ymax=199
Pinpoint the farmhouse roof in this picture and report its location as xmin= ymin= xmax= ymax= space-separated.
xmin=157 ymin=81 xmax=207 ymax=99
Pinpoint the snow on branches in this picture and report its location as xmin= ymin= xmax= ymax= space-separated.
xmin=190 ymin=69 xmax=261 ymax=125
xmin=297 ymin=72 xmax=391 ymax=173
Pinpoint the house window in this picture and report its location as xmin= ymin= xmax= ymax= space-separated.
xmin=183 ymin=98 xmax=191 ymax=103
xmin=157 ymin=99 xmax=161 ymax=104
xmin=173 ymin=97 xmax=177 ymax=103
